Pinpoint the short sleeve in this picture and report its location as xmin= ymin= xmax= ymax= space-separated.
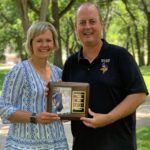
xmin=117 ymin=49 xmax=148 ymax=95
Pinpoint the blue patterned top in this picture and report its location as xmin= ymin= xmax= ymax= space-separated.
xmin=0 ymin=60 xmax=68 ymax=150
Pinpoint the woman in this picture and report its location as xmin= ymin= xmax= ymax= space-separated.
xmin=0 ymin=21 xmax=68 ymax=150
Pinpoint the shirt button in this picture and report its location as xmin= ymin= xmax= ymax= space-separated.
xmin=88 ymin=68 xmax=90 ymax=70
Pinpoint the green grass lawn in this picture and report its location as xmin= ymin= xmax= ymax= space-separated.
xmin=140 ymin=66 xmax=150 ymax=93
xmin=137 ymin=66 xmax=150 ymax=150
xmin=137 ymin=126 xmax=150 ymax=150
xmin=0 ymin=63 xmax=5 ymax=66
xmin=0 ymin=69 xmax=10 ymax=95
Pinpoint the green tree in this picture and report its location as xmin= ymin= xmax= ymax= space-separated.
xmin=0 ymin=0 xmax=148 ymax=67
xmin=139 ymin=0 xmax=150 ymax=65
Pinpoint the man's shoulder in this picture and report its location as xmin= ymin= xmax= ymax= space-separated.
xmin=66 ymin=52 xmax=79 ymax=61
xmin=106 ymin=41 xmax=125 ymax=51
xmin=102 ymin=41 xmax=130 ymax=59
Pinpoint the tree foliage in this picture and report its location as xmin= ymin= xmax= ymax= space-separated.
xmin=0 ymin=0 xmax=149 ymax=66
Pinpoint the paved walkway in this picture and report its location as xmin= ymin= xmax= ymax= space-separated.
xmin=0 ymin=65 xmax=14 ymax=70
xmin=136 ymin=97 xmax=150 ymax=128
xmin=0 ymin=97 xmax=150 ymax=150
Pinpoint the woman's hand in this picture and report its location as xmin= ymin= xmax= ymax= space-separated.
xmin=45 ymin=85 xmax=49 ymax=96
xmin=44 ymin=80 xmax=62 ymax=96
xmin=36 ymin=112 xmax=60 ymax=124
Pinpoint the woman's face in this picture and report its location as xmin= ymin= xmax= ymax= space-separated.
xmin=31 ymin=30 xmax=54 ymax=59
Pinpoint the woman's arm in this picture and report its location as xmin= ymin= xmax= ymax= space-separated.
xmin=9 ymin=110 xmax=60 ymax=124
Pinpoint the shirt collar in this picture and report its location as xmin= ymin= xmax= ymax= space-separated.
xmin=77 ymin=39 xmax=108 ymax=62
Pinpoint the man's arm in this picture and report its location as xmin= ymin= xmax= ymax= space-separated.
xmin=80 ymin=93 xmax=146 ymax=128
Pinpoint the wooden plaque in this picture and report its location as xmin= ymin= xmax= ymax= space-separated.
xmin=47 ymin=82 xmax=89 ymax=120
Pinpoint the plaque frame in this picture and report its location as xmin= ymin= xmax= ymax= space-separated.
xmin=47 ymin=82 xmax=89 ymax=120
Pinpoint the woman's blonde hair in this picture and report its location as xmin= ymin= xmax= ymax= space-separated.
xmin=25 ymin=21 xmax=59 ymax=56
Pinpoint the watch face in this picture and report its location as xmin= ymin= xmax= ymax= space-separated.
xmin=30 ymin=113 xmax=37 ymax=123
xmin=31 ymin=117 xmax=36 ymax=123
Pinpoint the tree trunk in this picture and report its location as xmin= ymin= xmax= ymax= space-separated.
xmin=51 ymin=0 xmax=75 ymax=67
xmin=39 ymin=0 xmax=49 ymax=21
xmin=122 ymin=0 xmax=144 ymax=66
xmin=141 ymin=0 xmax=150 ymax=65
xmin=15 ymin=0 xmax=30 ymax=34
xmin=127 ymin=26 xmax=135 ymax=59
xmin=134 ymin=25 xmax=144 ymax=66
xmin=147 ymin=12 xmax=150 ymax=65
xmin=52 ymin=0 xmax=63 ymax=68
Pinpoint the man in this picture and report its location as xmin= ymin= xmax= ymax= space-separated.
xmin=62 ymin=2 xmax=148 ymax=150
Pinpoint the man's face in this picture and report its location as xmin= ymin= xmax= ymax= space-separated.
xmin=75 ymin=5 xmax=102 ymax=47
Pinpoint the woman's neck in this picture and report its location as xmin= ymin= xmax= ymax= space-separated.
xmin=29 ymin=57 xmax=47 ymax=68
xmin=29 ymin=57 xmax=51 ymax=82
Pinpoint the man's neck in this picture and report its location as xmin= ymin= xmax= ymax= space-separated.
xmin=82 ymin=40 xmax=103 ymax=63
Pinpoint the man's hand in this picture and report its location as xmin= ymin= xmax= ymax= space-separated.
xmin=80 ymin=109 xmax=113 ymax=128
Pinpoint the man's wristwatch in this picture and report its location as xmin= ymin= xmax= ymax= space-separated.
xmin=30 ymin=113 xmax=37 ymax=124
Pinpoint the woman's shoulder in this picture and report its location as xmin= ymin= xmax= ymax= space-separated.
xmin=50 ymin=64 xmax=62 ymax=75
xmin=6 ymin=60 xmax=28 ymax=77
xmin=11 ymin=60 xmax=28 ymax=69
xmin=50 ymin=64 xmax=62 ymax=80
xmin=50 ymin=64 xmax=62 ymax=72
